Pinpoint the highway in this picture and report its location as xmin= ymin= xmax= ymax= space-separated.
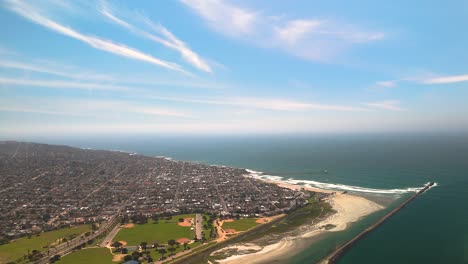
xmin=35 ymin=214 xmax=119 ymax=264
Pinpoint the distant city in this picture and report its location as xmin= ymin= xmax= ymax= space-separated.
xmin=0 ymin=142 xmax=307 ymax=241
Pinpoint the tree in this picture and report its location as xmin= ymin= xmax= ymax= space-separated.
xmin=167 ymin=246 xmax=176 ymax=256
xmin=123 ymin=255 xmax=132 ymax=262
xmin=178 ymin=218 xmax=184 ymax=222
xmin=158 ymin=248 xmax=167 ymax=258
xmin=112 ymin=241 xmax=122 ymax=248
xmin=140 ymin=241 xmax=147 ymax=251
xmin=131 ymin=251 xmax=141 ymax=260
xmin=183 ymin=242 xmax=188 ymax=250
xmin=167 ymin=239 xmax=176 ymax=247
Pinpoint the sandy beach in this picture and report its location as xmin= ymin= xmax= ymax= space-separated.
xmin=216 ymin=179 xmax=384 ymax=264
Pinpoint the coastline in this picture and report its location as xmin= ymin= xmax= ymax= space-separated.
xmin=216 ymin=176 xmax=384 ymax=264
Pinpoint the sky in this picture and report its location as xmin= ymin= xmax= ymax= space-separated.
xmin=0 ymin=0 xmax=467 ymax=137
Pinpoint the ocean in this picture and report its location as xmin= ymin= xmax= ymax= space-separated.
xmin=26 ymin=133 xmax=468 ymax=263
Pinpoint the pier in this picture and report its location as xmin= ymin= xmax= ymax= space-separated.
xmin=321 ymin=182 xmax=435 ymax=264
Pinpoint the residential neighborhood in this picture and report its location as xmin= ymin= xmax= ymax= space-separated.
xmin=0 ymin=141 xmax=308 ymax=242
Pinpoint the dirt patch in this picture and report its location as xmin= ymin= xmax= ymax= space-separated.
xmin=112 ymin=254 xmax=125 ymax=262
xmin=224 ymin=229 xmax=236 ymax=234
xmin=256 ymin=218 xmax=269 ymax=224
xmin=123 ymin=223 xmax=135 ymax=228
xmin=224 ymin=219 xmax=234 ymax=222
xmin=118 ymin=240 xmax=127 ymax=246
xmin=177 ymin=218 xmax=193 ymax=227
xmin=176 ymin=237 xmax=191 ymax=244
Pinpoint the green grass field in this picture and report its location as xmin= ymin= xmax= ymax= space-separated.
xmin=222 ymin=218 xmax=259 ymax=231
xmin=0 ymin=225 xmax=91 ymax=264
xmin=114 ymin=214 xmax=195 ymax=246
xmin=57 ymin=248 xmax=114 ymax=264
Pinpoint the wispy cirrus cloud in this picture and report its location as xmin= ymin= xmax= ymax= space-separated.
xmin=4 ymin=0 xmax=191 ymax=75
xmin=99 ymin=2 xmax=212 ymax=73
xmin=375 ymin=80 xmax=397 ymax=88
xmin=421 ymin=74 xmax=468 ymax=84
xmin=180 ymin=0 xmax=384 ymax=61
xmin=0 ymin=75 xmax=373 ymax=112
xmin=374 ymin=72 xmax=468 ymax=89
xmin=365 ymin=100 xmax=404 ymax=111
xmin=149 ymin=95 xmax=370 ymax=112
xmin=0 ymin=77 xmax=131 ymax=91
xmin=0 ymin=97 xmax=192 ymax=118
xmin=0 ymin=60 xmax=114 ymax=81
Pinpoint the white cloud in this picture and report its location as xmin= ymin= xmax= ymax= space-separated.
xmin=99 ymin=2 xmax=212 ymax=73
xmin=150 ymin=95 xmax=369 ymax=112
xmin=375 ymin=80 xmax=397 ymax=88
xmin=422 ymin=74 xmax=468 ymax=84
xmin=181 ymin=0 xmax=384 ymax=61
xmin=365 ymin=100 xmax=404 ymax=111
xmin=0 ymin=60 xmax=113 ymax=81
xmin=0 ymin=76 xmax=371 ymax=112
xmin=275 ymin=19 xmax=323 ymax=45
xmin=5 ymin=0 xmax=190 ymax=75
xmin=0 ymin=77 xmax=131 ymax=91
xmin=180 ymin=0 xmax=257 ymax=36
xmin=0 ymin=97 xmax=192 ymax=118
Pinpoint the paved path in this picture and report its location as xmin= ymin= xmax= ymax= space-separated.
xmin=100 ymin=223 xmax=121 ymax=247
xmin=195 ymin=214 xmax=203 ymax=240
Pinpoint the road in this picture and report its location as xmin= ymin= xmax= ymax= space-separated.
xmin=35 ymin=215 xmax=119 ymax=264
xmin=208 ymin=166 xmax=228 ymax=213
xmin=195 ymin=214 xmax=203 ymax=240
xmin=172 ymin=162 xmax=185 ymax=210
xmin=99 ymin=223 xmax=121 ymax=247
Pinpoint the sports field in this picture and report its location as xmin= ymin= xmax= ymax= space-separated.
xmin=0 ymin=225 xmax=91 ymax=264
xmin=114 ymin=214 xmax=195 ymax=246
xmin=222 ymin=218 xmax=259 ymax=231
xmin=57 ymin=248 xmax=114 ymax=264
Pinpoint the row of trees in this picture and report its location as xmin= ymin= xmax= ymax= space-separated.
xmin=113 ymin=239 xmax=191 ymax=262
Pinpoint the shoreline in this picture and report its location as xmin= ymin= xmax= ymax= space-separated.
xmin=216 ymin=177 xmax=384 ymax=264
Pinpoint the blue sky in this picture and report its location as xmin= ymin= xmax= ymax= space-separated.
xmin=1 ymin=0 xmax=467 ymax=136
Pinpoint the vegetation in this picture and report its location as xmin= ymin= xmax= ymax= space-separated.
xmin=113 ymin=214 xmax=195 ymax=246
xmin=170 ymin=194 xmax=332 ymax=264
xmin=56 ymin=248 xmax=114 ymax=264
xmin=222 ymin=218 xmax=259 ymax=231
xmin=0 ymin=225 xmax=91 ymax=264
xmin=248 ymin=195 xmax=332 ymax=237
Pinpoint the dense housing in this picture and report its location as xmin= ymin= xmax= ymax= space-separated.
xmin=0 ymin=142 xmax=307 ymax=240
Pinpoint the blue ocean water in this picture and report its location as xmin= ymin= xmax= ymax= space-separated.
xmin=28 ymin=134 xmax=468 ymax=263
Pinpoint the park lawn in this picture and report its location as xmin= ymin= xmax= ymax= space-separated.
xmin=114 ymin=214 xmax=195 ymax=246
xmin=222 ymin=218 xmax=259 ymax=231
xmin=147 ymin=241 xmax=202 ymax=262
xmin=0 ymin=225 xmax=91 ymax=264
xmin=57 ymin=248 xmax=114 ymax=264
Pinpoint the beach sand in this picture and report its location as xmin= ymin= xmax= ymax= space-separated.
xmin=216 ymin=180 xmax=383 ymax=264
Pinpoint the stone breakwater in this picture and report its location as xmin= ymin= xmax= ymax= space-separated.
xmin=322 ymin=182 xmax=436 ymax=264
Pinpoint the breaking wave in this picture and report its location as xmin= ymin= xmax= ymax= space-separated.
xmin=246 ymin=169 xmax=435 ymax=194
